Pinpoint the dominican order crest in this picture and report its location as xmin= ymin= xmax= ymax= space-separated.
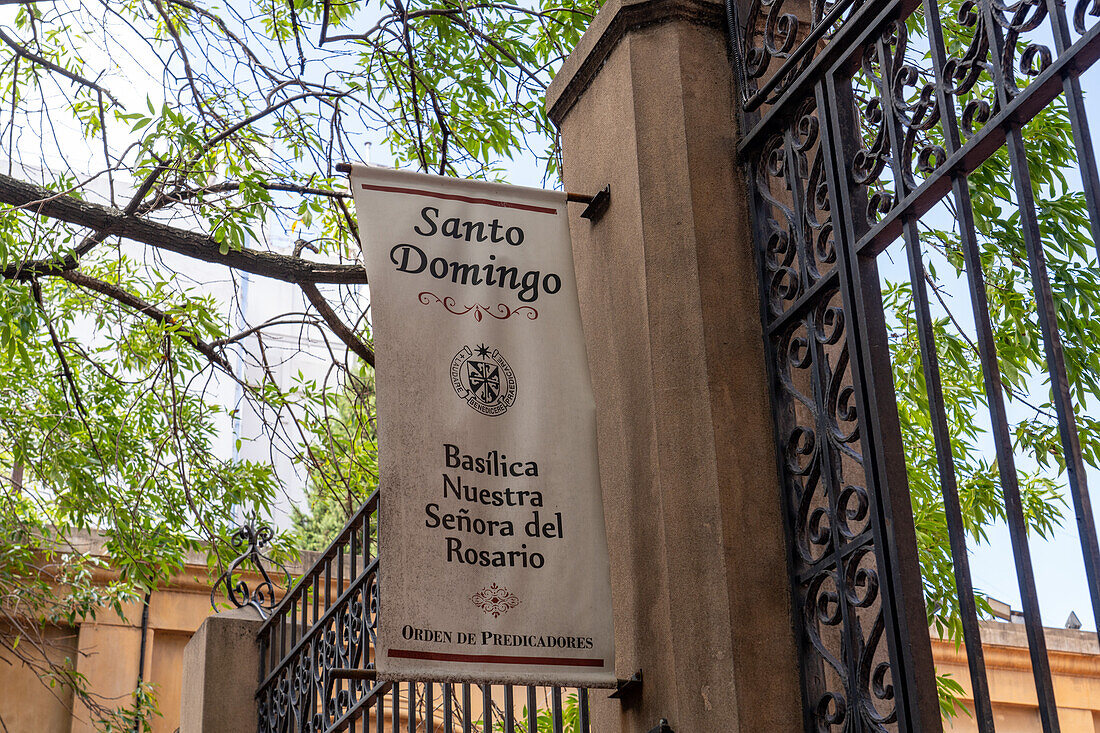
xmin=450 ymin=344 xmax=517 ymax=417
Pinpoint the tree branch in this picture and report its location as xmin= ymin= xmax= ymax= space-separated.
xmin=29 ymin=279 xmax=106 ymax=464
xmin=0 ymin=172 xmax=368 ymax=285
xmin=58 ymin=270 xmax=234 ymax=372
xmin=300 ymin=282 xmax=375 ymax=367
xmin=0 ymin=28 xmax=120 ymax=106
xmin=149 ymin=180 xmax=350 ymax=211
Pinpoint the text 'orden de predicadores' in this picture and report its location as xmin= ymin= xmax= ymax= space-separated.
xmin=423 ymin=443 xmax=566 ymax=570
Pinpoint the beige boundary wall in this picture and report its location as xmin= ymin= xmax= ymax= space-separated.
xmin=7 ymin=582 xmax=1100 ymax=732
xmin=0 ymin=531 xmax=316 ymax=733
xmin=936 ymin=622 xmax=1100 ymax=732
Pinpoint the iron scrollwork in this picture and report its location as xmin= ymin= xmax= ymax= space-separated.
xmin=255 ymin=494 xmax=385 ymax=733
xmin=211 ymin=519 xmax=291 ymax=619
xmin=258 ymin=569 xmax=379 ymax=733
xmin=773 ymin=280 xmax=893 ymax=731
xmin=756 ymin=100 xmax=837 ymax=316
xmin=743 ymin=13 xmax=904 ymax=731
xmin=736 ymin=0 xmax=1100 ymax=728
xmin=734 ymin=0 xmax=866 ymax=110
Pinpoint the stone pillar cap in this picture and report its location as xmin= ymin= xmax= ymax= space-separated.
xmin=545 ymin=0 xmax=726 ymax=125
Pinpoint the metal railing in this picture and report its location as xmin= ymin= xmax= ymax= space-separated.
xmin=256 ymin=491 xmax=591 ymax=733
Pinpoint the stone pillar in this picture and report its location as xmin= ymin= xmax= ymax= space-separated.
xmin=180 ymin=606 xmax=263 ymax=733
xmin=546 ymin=1 xmax=803 ymax=730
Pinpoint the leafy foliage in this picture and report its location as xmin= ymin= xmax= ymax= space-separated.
xmin=0 ymin=0 xmax=597 ymax=727
xmin=484 ymin=692 xmax=580 ymax=732
xmin=292 ymin=362 xmax=378 ymax=550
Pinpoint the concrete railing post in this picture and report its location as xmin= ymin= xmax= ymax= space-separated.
xmin=546 ymin=1 xmax=803 ymax=729
xmin=180 ymin=606 xmax=263 ymax=733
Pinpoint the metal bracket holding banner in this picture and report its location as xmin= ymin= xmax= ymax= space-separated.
xmin=646 ymin=718 xmax=674 ymax=733
xmin=567 ymin=185 xmax=611 ymax=222
xmin=608 ymin=669 xmax=642 ymax=702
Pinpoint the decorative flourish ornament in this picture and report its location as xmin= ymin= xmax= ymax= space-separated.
xmin=419 ymin=291 xmax=538 ymax=322
xmin=470 ymin=583 xmax=521 ymax=617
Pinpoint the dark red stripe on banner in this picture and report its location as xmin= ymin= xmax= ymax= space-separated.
xmin=387 ymin=649 xmax=604 ymax=667
xmin=359 ymin=183 xmax=559 ymax=215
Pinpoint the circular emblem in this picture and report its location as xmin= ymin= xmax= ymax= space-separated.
xmin=450 ymin=343 xmax=517 ymax=417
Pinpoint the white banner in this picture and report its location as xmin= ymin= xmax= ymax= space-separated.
xmin=349 ymin=165 xmax=615 ymax=687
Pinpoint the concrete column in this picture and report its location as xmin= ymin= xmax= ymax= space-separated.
xmin=546 ymin=1 xmax=802 ymax=730
xmin=180 ymin=606 xmax=263 ymax=733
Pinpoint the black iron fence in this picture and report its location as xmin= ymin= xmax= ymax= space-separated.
xmin=256 ymin=491 xmax=591 ymax=733
xmin=730 ymin=0 xmax=1100 ymax=730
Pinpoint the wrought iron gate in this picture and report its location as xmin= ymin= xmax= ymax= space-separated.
xmin=728 ymin=0 xmax=1100 ymax=730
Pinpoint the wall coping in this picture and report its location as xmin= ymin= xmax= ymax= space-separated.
xmin=545 ymin=0 xmax=727 ymax=125
xmin=58 ymin=527 xmax=321 ymax=575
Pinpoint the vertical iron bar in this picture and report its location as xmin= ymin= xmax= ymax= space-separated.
xmin=351 ymin=523 xmax=359 ymax=580
xmin=409 ymin=681 xmax=416 ymax=733
xmin=526 ymin=686 xmax=536 ymax=733
xmin=444 ymin=683 xmax=454 ymax=733
xmin=363 ymin=512 xmax=372 ymax=568
xmin=918 ymin=0 xmax=1013 ymax=725
xmin=279 ymin=610 xmax=286 ymax=667
xmin=482 ymin=684 xmax=492 ymax=733
xmin=504 ymin=685 xmax=515 ymax=733
xmin=577 ymin=688 xmax=589 ymax=733
xmin=975 ymin=2 xmax=1067 ymax=727
xmin=1003 ymin=126 xmax=1074 ymax=730
xmin=427 ymin=682 xmax=435 ymax=733
xmin=291 ymin=592 xmax=297 ymax=648
xmin=393 ymin=681 xmax=400 ymax=733
xmin=871 ymin=21 xmax=997 ymax=729
xmin=300 ymin=584 xmax=307 ymax=638
xmin=1044 ymin=0 xmax=1100 ymax=263
xmin=326 ymin=557 xmax=332 ymax=611
xmin=1036 ymin=0 xmax=1100 ymax=641
xmin=551 ymin=688 xmax=563 ymax=733
xmin=424 ymin=677 xmax=433 ymax=730
xmin=462 ymin=683 xmax=472 ymax=733
xmin=902 ymin=218 xmax=997 ymax=730
xmin=818 ymin=69 xmax=943 ymax=732
xmin=339 ymin=544 xmax=346 ymax=597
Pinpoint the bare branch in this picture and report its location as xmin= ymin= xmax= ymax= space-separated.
xmin=0 ymin=172 xmax=368 ymax=285
xmin=152 ymin=180 xmax=351 ymax=210
xmin=300 ymin=282 xmax=374 ymax=367
xmin=210 ymin=314 xmax=322 ymax=348
xmin=0 ymin=28 xmax=120 ymax=106
xmin=29 ymin=279 xmax=106 ymax=464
